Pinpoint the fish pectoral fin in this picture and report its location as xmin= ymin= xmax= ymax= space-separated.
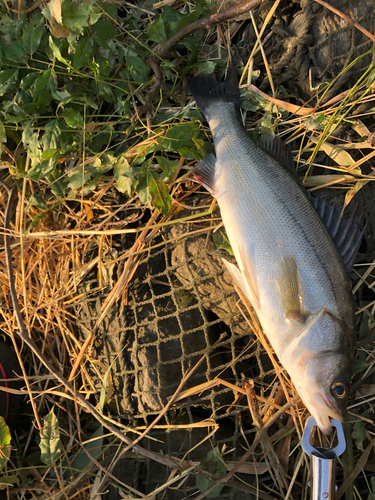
xmin=238 ymin=246 xmax=260 ymax=309
xmin=194 ymin=153 xmax=216 ymax=194
xmin=223 ymin=255 xmax=260 ymax=309
xmin=303 ymin=307 xmax=329 ymax=330
xmin=277 ymin=255 xmax=305 ymax=324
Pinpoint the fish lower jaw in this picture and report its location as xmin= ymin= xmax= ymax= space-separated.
xmin=300 ymin=390 xmax=343 ymax=435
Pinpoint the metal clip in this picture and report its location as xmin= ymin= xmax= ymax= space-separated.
xmin=302 ymin=416 xmax=346 ymax=500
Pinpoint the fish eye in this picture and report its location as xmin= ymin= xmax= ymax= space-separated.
xmin=331 ymin=382 xmax=346 ymax=398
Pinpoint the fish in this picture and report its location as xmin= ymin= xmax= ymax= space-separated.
xmin=187 ymin=65 xmax=361 ymax=435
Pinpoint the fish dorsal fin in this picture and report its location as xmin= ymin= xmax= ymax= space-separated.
xmin=257 ymin=135 xmax=296 ymax=177
xmin=195 ymin=153 xmax=216 ymax=194
xmin=277 ymin=255 xmax=305 ymax=324
xmin=308 ymin=194 xmax=363 ymax=271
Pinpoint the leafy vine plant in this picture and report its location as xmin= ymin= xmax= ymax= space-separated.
xmin=0 ymin=0 xmax=215 ymax=215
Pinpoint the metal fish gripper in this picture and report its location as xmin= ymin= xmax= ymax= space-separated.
xmin=302 ymin=416 xmax=346 ymax=500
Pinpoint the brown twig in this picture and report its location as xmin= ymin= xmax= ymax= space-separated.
xmin=2 ymin=183 xmax=181 ymax=471
xmin=139 ymin=0 xmax=263 ymax=118
xmin=9 ymin=0 xmax=44 ymax=15
xmin=313 ymin=0 xmax=375 ymax=43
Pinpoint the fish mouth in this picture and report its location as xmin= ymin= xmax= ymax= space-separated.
xmin=307 ymin=392 xmax=343 ymax=435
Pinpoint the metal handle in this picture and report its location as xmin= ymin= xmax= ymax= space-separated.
xmin=310 ymin=449 xmax=336 ymax=499
xmin=302 ymin=416 xmax=346 ymax=500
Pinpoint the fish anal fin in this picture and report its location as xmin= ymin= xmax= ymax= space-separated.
xmin=278 ymin=255 xmax=305 ymax=324
xmin=222 ymin=257 xmax=260 ymax=309
xmin=194 ymin=153 xmax=216 ymax=194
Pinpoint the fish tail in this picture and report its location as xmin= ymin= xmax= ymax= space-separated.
xmin=187 ymin=64 xmax=240 ymax=118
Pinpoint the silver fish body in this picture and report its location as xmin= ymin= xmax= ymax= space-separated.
xmin=188 ymin=67 xmax=357 ymax=434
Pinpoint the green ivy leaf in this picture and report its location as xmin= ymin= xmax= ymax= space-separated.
xmin=175 ymin=289 xmax=194 ymax=309
xmin=97 ymin=81 xmax=115 ymax=103
xmin=41 ymin=149 xmax=58 ymax=160
xmin=212 ymin=229 xmax=234 ymax=255
xmin=88 ymin=5 xmax=102 ymax=25
xmin=73 ymin=37 xmax=94 ymax=69
xmin=89 ymin=127 xmax=113 ymax=153
xmin=122 ymin=56 xmax=150 ymax=85
xmin=3 ymin=39 xmax=25 ymax=63
xmin=137 ymin=165 xmax=153 ymax=209
xmin=27 ymin=157 xmax=58 ymax=182
xmin=114 ymin=156 xmax=139 ymax=195
xmin=196 ymin=447 xmax=226 ymax=498
xmin=0 ymin=121 xmax=6 ymax=144
xmin=58 ymin=94 xmax=98 ymax=110
xmin=148 ymin=170 xmax=171 ymax=215
xmin=61 ymin=0 xmax=92 ymax=30
xmin=32 ymin=69 xmax=56 ymax=109
xmin=47 ymin=169 xmax=67 ymax=198
xmin=92 ymin=20 xmax=117 ymax=49
xmin=181 ymin=35 xmax=200 ymax=56
xmin=352 ymin=359 xmax=368 ymax=374
xmin=167 ymin=10 xmax=199 ymax=38
xmin=241 ymin=88 xmax=270 ymax=112
xmin=197 ymin=61 xmax=216 ymax=76
xmin=43 ymin=120 xmax=62 ymax=150
xmin=146 ymin=15 xmax=166 ymax=44
xmin=20 ymin=71 xmax=39 ymax=91
xmin=96 ymin=56 xmax=111 ymax=78
xmin=136 ymin=163 xmax=171 ymax=215
xmin=0 ymin=69 xmax=18 ymax=97
xmin=22 ymin=124 xmax=41 ymax=158
xmin=51 ymin=88 xmax=71 ymax=101
xmin=0 ymin=13 xmax=26 ymax=39
xmin=156 ymin=156 xmax=178 ymax=183
xmin=162 ymin=5 xmax=181 ymax=24
xmin=0 ymin=417 xmax=11 ymax=471
xmin=359 ymin=312 xmax=370 ymax=340
xmin=352 ymin=420 xmax=367 ymax=451
xmin=145 ymin=123 xmax=200 ymax=155
xmin=0 ymin=475 xmax=19 ymax=489
xmin=195 ymin=0 xmax=214 ymax=16
xmin=49 ymin=36 xmax=73 ymax=68
xmin=63 ymin=107 xmax=83 ymax=128
xmin=23 ymin=137 xmax=44 ymax=175
xmin=39 ymin=407 xmax=62 ymax=467
xmin=27 ymin=193 xmax=48 ymax=210
xmin=68 ymin=155 xmax=113 ymax=192
xmin=22 ymin=14 xmax=45 ymax=55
